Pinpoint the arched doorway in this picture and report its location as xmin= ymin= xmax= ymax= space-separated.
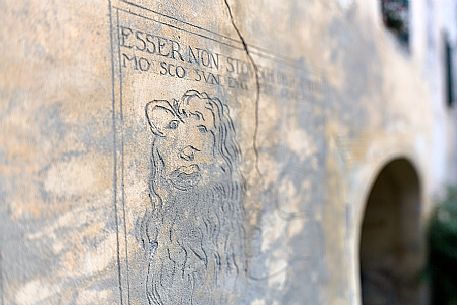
xmin=360 ymin=158 xmax=423 ymax=305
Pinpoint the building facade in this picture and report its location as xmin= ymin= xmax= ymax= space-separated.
xmin=0 ymin=0 xmax=456 ymax=304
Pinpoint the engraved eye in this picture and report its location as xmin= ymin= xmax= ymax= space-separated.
xmin=167 ymin=120 xmax=179 ymax=129
xmin=197 ymin=125 xmax=208 ymax=133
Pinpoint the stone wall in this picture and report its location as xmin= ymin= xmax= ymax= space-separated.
xmin=0 ymin=0 xmax=456 ymax=304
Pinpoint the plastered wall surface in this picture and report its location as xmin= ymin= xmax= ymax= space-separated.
xmin=0 ymin=1 xmax=456 ymax=305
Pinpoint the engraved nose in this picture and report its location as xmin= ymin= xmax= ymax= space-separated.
xmin=179 ymin=145 xmax=198 ymax=161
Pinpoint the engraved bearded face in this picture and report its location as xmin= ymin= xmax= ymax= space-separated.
xmin=146 ymin=93 xmax=226 ymax=191
xmin=142 ymin=91 xmax=245 ymax=305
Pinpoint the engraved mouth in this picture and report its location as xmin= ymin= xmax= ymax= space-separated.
xmin=169 ymin=164 xmax=202 ymax=190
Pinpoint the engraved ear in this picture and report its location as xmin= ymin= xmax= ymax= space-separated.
xmin=145 ymin=100 xmax=178 ymax=137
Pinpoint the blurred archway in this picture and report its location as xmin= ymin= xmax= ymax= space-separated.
xmin=360 ymin=158 xmax=423 ymax=305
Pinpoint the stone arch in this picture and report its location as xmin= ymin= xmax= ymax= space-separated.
xmin=359 ymin=158 xmax=424 ymax=305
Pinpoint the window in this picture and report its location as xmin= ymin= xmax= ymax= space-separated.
xmin=381 ymin=0 xmax=410 ymax=47
xmin=444 ymin=35 xmax=456 ymax=107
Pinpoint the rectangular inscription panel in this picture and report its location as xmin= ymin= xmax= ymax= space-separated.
xmin=109 ymin=1 xmax=326 ymax=304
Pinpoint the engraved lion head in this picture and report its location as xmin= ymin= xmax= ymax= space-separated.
xmin=145 ymin=89 xmax=241 ymax=192
xmin=140 ymin=90 xmax=246 ymax=305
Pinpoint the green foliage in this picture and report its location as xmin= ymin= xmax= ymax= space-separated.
xmin=429 ymin=187 xmax=457 ymax=305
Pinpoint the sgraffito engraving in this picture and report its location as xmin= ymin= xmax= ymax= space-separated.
xmin=140 ymin=90 xmax=246 ymax=305
xmin=108 ymin=1 xmax=326 ymax=303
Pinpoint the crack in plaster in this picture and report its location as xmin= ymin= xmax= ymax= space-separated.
xmin=223 ymin=0 xmax=261 ymax=175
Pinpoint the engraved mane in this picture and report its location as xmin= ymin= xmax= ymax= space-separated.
xmin=139 ymin=90 xmax=246 ymax=305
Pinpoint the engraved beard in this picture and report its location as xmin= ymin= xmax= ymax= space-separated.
xmin=140 ymin=90 xmax=246 ymax=305
xmin=142 ymin=167 xmax=245 ymax=305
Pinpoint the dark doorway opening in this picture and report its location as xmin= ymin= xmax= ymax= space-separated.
xmin=360 ymin=159 xmax=423 ymax=305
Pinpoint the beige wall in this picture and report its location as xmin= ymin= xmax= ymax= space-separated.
xmin=0 ymin=0 xmax=456 ymax=304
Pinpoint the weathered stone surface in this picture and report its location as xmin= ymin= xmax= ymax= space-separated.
xmin=0 ymin=1 xmax=456 ymax=305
